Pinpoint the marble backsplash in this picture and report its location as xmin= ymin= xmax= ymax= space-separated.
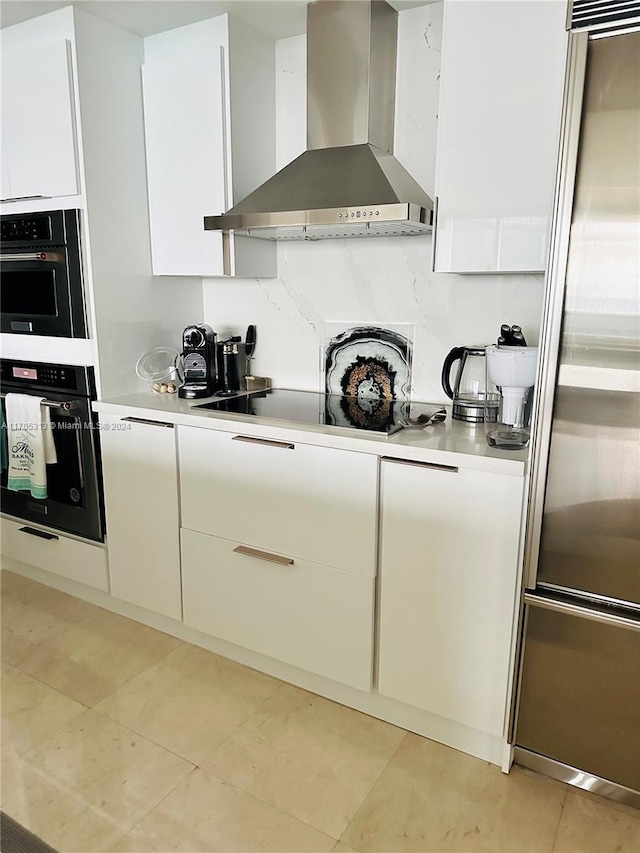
xmin=203 ymin=238 xmax=544 ymax=404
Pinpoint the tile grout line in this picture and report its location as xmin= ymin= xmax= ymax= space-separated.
xmin=550 ymin=782 xmax=570 ymax=852
xmin=190 ymin=677 xmax=287 ymax=761
xmin=0 ymin=572 xmax=117 ymax=671
xmin=81 ymin=703 xmax=201 ymax=767
xmin=1 ymin=659 xmax=92 ymax=713
xmin=3 ymin=710 xmax=198 ymax=852
xmin=89 ymin=648 xmax=285 ymax=765
xmin=94 ymin=681 xmax=338 ymax=849
xmin=81 ymin=614 xmax=190 ymax=708
xmin=86 ymin=636 xmax=190 ymax=709
xmin=191 ymin=763 xmax=340 ymax=848
xmin=1 ymin=601 xmax=100 ymax=667
xmin=337 ymin=729 xmax=410 ymax=848
xmin=7 ymin=607 xmax=188 ymax=709
xmin=196 ymin=697 xmax=410 ymax=845
xmin=103 ymin=764 xmax=200 ymax=853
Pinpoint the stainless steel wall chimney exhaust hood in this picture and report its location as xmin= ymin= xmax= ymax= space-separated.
xmin=204 ymin=0 xmax=434 ymax=241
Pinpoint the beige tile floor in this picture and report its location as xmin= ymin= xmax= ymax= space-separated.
xmin=1 ymin=569 xmax=639 ymax=853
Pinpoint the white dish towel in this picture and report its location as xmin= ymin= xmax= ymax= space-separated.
xmin=5 ymin=393 xmax=57 ymax=499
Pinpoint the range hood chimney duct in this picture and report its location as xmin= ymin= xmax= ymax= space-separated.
xmin=204 ymin=0 xmax=434 ymax=241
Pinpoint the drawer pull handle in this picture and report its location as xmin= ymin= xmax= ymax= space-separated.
xmin=233 ymin=545 xmax=294 ymax=566
xmin=19 ymin=526 xmax=59 ymax=541
xmin=232 ymin=436 xmax=294 ymax=450
xmin=121 ymin=417 xmax=174 ymax=428
xmin=381 ymin=456 xmax=459 ymax=473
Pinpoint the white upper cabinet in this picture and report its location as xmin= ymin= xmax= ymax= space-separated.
xmin=1 ymin=38 xmax=79 ymax=201
xmin=142 ymin=15 xmax=277 ymax=277
xmin=434 ymin=0 xmax=568 ymax=273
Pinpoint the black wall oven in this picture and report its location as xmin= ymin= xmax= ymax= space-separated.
xmin=0 ymin=209 xmax=87 ymax=338
xmin=1 ymin=359 xmax=104 ymax=542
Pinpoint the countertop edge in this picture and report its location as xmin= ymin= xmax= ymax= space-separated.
xmin=93 ymin=394 xmax=528 ymax=477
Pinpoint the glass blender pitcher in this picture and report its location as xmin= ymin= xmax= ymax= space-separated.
xmin=485 ymin=345 xmax=539 ymax=449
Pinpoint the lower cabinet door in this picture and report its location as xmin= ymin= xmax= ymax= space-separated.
xmin=377 ymin=458 xmax=523 ymax=736
xmin=100 ymin=414 xmax=181 ymax=620
xmin=181 ymin=528 xmax=374 ymax=691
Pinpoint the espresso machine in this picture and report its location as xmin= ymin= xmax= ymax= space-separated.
xmin=178 ymin=324 xmax=217 ymax=398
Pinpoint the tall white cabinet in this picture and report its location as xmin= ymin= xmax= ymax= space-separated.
xmin=433 ymin=0 xmax=568 ymax=273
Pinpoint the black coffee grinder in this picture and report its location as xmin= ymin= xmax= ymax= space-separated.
xmin=215 ymin=325 xmax=256 ymax=397
xmin=215 ymin=337 xmax=246 ymax=397
xmin=178 ymin=324 xmax=217 ymax=399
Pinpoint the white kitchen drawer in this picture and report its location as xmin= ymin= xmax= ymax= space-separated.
xmin=1 ymin=516 xmax=109 ymax=591
xmin=178 ymin=426 xmax=377 ymax=577
xmin=181 ymin=527 xmax=374 ymax=691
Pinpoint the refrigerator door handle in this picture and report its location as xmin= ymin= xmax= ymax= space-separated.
xmin=524 ymin=592 xmax=640 ymax=631
xmin=522 ymin=31 xmax=590 ymax=592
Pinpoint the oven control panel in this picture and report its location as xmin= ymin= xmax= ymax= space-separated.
xmin=0 ymin=359 xmax=92 ymax=395
xmin=10 ymin=365 xmax=70 ymax=386
xmin=1 ymin=215 xmax=52 ymax=243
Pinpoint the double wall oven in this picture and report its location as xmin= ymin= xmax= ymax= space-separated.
xmin=1 ymin=209 xmax=104 ymax=543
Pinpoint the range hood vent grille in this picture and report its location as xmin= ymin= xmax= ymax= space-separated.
xmin=569 ymin=0 xmax=640 ymax=31
xmin=205 ymin=0 xmax=434 ymax=242
xmin=234 ymin=206 xmax=433 ymax=241
xmin=253 ymin=222 xmax=431 ymax=241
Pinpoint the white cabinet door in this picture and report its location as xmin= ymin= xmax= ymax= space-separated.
xmin=181 ymin=528 xmax=375 ymax=690
xmin=1 ymin=39 xmax=79 ymax=200
xmin=142 ymin=16 xmax=276 ymax=277
xmin=100 ymin=414 xmax=181 ymax=619
xmin=1 ymin=135 xmax=12 ymax=202
xmin=434 ymin=0 xmax=567 ymax=273
xmin=378 ymin=457 xmax=523 ymax=736
xmin=179 ymin=426 xmax=378 ymax=577
xmin=142 ymin=19 xmax=227 ymax=276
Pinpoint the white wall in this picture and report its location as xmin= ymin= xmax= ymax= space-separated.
xmin=202 ymin=4 xmax=545 ymax=404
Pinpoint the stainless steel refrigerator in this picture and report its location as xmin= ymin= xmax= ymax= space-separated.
xmin=512 ymin=5 xmax=640 ymax=809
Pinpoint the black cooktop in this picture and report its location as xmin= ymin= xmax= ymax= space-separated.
xmin=195 ymin=388 xmax=413 ymax=435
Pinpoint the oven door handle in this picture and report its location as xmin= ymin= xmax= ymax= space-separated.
xmin=1 ymin=252 xmax=64 ymax=262
xmin=0 ymin=393 xmax=78 ymax=412
xmin=49 ymin=409 xmax=86 ymax=491
xmin=72 ymin=416 xmax=85 ymax=489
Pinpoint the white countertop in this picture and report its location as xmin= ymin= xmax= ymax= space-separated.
xmin=93 ymin=390 xmax=528 ymax=476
